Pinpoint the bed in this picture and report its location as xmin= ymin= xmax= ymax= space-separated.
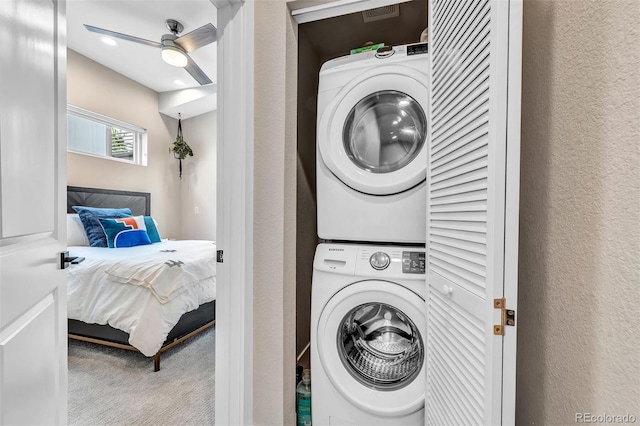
xmin=66 ymin=186 xmax=216 ymax=371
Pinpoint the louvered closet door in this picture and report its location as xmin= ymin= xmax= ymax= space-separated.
xmin=426 ymin=0 xmax=522 ymax=425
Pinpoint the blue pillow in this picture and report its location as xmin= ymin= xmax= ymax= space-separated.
xmin=98 ymin=217 xmax=152 ymax=248
xmin=72 ymin=206 xmax=132 ymax=247
xmin=143 ymin=216 xmax=162 ymax=243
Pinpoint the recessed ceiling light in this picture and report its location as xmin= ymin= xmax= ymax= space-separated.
xmin=101 ymin=37 xmax=117 ymax=46
xmin=174 ymin=79 xmax=186 ymax=86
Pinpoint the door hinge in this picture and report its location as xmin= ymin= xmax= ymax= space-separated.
xmin=216 ymin=250 xmax=224 ymax=263
xmin=493 ymin=298 xmax=516 ymax=336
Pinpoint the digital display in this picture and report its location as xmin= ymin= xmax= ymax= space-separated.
xmin=402 ymin=251 xmax=426 ymax=274
xmin=407 ymin=43 xmax=429 ymax=56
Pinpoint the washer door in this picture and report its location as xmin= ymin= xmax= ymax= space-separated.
xmin=318 ymin=65 xmax=429 ymax=195
xmin=316 ymin=280 xmax=425 ymax=417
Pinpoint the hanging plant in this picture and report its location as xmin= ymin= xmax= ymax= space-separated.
xmin=170 ymin=114 xmax=193 ymax=179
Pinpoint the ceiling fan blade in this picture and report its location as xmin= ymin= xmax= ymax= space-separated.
xmin=184 ymin=54 xmax=213 ymax=85
xmin=175 ymin=23 xmax=217 ymax=53
xmin=84 ymin=24 xmax=162 ymax=48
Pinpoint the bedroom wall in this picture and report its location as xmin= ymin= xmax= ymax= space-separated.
xmin=180 ymin=111 xmax=217 ymax=241
xmin=66 ymin=49 xmax=182 ymax=239
xmin=516 ymin=0 xmax=640 ymax=423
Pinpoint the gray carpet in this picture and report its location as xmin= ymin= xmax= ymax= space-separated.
xmin=68 ymin=327 xmax=215 ymax=426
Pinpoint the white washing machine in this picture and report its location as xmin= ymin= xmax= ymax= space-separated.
xmin=311 ymin=243 xmax=426 ymax=425
xmin=316 ymin=43 xmax=429 ymax=244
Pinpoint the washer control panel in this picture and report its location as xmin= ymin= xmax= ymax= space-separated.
xmin=369 ymin=251 xmax=391 ymax=270
xmin=315 ymin=244 xmax=426 ymax=278
xmin=402 ymin=251 xmax=426 ymax=274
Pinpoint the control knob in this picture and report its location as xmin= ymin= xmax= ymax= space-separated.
xmin=370 ymin=252 xmax=391 ymax=270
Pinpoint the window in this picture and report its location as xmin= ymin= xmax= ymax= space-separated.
xmin=67 ymin=105 xmax=147 ymax=166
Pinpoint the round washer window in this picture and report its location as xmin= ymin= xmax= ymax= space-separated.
xmin=337 ymin=302 xmax=424 ymax=391
xmin=343 ymin=90 xmax=427 ymax=174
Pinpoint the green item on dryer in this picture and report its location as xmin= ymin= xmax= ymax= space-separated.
xmin=350 ymin=43 xmax=385 ymax=54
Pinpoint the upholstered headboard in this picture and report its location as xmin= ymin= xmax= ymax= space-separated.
xmin=67 ymin=186 xmax=150 ymax=216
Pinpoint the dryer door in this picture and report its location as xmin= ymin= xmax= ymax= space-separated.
xmin=318 ymin=65 xmax=429 ymax=195
xmin=316 ymin=279 xmax=426 ymax=417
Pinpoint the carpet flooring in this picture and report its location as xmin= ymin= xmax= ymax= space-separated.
xmin=68 ymin=326 xmax=215 ymax=426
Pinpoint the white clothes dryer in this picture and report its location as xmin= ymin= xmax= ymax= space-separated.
xmin=316 ymin=43 xmax=430 ymax=244
xmin=311 ymin=243 xmax=426 ymax=425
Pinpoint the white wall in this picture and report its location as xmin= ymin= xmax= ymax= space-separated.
xmin=67 ymin=49 xmax=181 ymax=239
xmin=517 ymin=0 xmax=640 ymax=423
xmin=180 ymin=111 xmax=217 ymax=241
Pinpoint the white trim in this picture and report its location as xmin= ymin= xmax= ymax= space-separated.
xmin=209 ymin=0 xmax=239 ymax=9
xmin=291 ymin=0 xmax=411 ymax=24
xmin=67 ymin=105 xmax=146 ymax=133
xmin=501 ymin=0 xmax=523 ymax=423
xmin=214 ymin=0 xmax=254 ymax=424
xmin=67 ymin=104 xmax=147 ymax=166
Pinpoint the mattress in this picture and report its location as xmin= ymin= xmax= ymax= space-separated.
xmin=67 ymin=240 xmax=216 ymax=356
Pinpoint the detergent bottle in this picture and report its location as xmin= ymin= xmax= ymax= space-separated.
xmin=296 ymin=369 xmax=312 ymax=426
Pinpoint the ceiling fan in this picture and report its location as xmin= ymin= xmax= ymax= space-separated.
xmin=84 ymin=19 xmax=216 ymax=85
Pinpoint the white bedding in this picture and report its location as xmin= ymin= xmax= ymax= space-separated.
xmin=67 ymin=240 xmax=216 ymax=357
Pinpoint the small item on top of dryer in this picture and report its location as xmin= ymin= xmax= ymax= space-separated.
xmin=420 ymin=27 xmax=428 ymax=42
xmin=350 ymin=42 xmax=384 ymax=55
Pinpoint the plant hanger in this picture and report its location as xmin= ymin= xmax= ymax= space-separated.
xmin=171 ymin=113 xmax=194 ymax=179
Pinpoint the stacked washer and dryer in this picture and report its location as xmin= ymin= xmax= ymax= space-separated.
xmin=311 ymin=43 xmax=430 ymax=425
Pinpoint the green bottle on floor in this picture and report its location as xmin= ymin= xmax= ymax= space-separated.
xmin=296 ymin=369 xmax=312 ymax=426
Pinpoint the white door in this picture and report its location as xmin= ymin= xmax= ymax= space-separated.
xmin=426 ymin=0 xmax=522 ymax=424
xmin=0 ymin=0 xmax=67 ymax=424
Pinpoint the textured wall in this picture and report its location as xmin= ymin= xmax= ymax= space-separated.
xmin=67 ymin=50 xmax=181 ymax=239
xmin=517 ymin=0 xmax=640 ymax=424
xmin=180 ymin=111 xmax=217 ymax=241
xmin=253 ymin=0 xmax=298 ymax=424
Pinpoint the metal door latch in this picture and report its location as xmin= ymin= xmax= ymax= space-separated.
xmin=493 ymin=298 xmax=516 ymax=335
xmin=216 ymin=250 xmax=224 ymax=263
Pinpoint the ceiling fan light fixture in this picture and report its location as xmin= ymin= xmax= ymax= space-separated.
xmin=161 ymin=45 xmax=188 ymax=68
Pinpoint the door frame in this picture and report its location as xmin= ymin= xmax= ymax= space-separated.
xmin=502 ymin=0 xmax=523 ymax=421
xmin=211 ymin=0 xmax=255 ymax=424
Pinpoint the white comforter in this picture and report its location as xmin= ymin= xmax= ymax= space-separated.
xmin=67 ymin=240 xmax=216 ymax=357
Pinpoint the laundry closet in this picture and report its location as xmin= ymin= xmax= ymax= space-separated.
xmin=294 ymin=0 xmax=522 ymax=423
xmin=295 ymin=0 xmax=428 ymax=370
